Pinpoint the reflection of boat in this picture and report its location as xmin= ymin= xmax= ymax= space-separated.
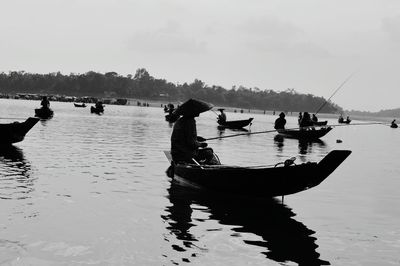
xmin=74 ymin=103 xmax=86 ymax=108
xmin=164 ymin=150 xmax=351 ymax=197
xmin=162 ymin=182 xmax=330 ymax=265
xmin=0 ymin=117 xmax=40 ymax=145
xmin=277 ymin=127 xmax=332 ymax=140
xmin=35 ymin=107 xmax=54 ymax=119
xmin=217 ymin=118 xmax=253 ymax=129
xmin=298 ymin=139 xmax=326 ymax=155
xmin=91 ymin=106 xmax=104 ymax=114
xmin=0 ymin=146 xmax=33 ymax=197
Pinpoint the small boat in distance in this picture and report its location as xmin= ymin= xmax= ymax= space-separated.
xmin=217 ymin=118 xmax=253 ymax=129
xmin=74 ymin=103 xmax=86 ymax=108
xmin=277 ymin=127 xmax=332 ymax=140
xmin=0 ymin=117 xmax=40 ymax=145
xmin=164 ymin=150 xmax=351 ymax=198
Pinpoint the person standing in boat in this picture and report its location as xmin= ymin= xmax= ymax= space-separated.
xmin=170 ymin=99 xmax=219 ymax=165
xmin=41 ymin=96 xmax=50 ymax=109
xmin=274 ymin=112 xmax=286 ymax=130
xmin=217 ymin=109 xmax=227 ymax=123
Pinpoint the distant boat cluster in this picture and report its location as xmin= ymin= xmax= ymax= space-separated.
xmin=0 ymin=93 xmax=128 ymax=105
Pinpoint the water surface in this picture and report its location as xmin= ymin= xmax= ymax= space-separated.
xmin=1 ymin=99 xmax=399 ymax=265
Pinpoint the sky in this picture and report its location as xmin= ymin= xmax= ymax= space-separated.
xmin=1 ymin=0 xmax=400 ymax=112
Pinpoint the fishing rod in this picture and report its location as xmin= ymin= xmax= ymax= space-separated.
xmin=315 ymin=72 xmax=357 ymax=115
xmin=205 ymin=122 xmax=387 ymax=141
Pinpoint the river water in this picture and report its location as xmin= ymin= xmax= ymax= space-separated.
xmin=0 ymin=99 xmax=399 ymax=265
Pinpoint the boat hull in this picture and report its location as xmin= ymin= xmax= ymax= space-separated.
xmin=0 ymin=117 xmax=40 ymax=145
xmin=91 ymin=106 xmax=104 ymax=114
xmin=278 ymin=127 xmax=332 ymax=140
xmin=165 ymin=150 xmax=351 ymax=197
xmin=35 ymin=108 xmax=54 ymax=119
xmin=217 ymin=118 xmax=253 ymax=129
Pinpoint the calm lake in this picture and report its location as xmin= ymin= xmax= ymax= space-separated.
xmin=1 ymin=99 xmax=399 ymax=266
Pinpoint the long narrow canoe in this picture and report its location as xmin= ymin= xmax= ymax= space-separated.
xmin=164 ymin=150 xmax=351 ymax=197
xmin=0 ymin=117 xmax=40 ymax=145
xmin=217 ymin=118 xmax=253 ymax=129
xmin=278 ymin=127 xmax=332 ymax=140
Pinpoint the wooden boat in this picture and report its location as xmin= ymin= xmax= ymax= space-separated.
xmin=278 ymin=127 xmax=332 ymax=140
xmin=34 ymin=107 xmax=54 ymax=119
xmin=391 ymin=123 xmax=398 ymax=128
xmin=217 ymin=118 xmax=253 ymax=129
xmin=74 ymin=103 xmax=86 ymax=108
xmin=338 ymin=118 xmax=351 ymax=124
xmin=91 ymin=106 xmax=104 ymax=114
xmin=0 ymin=117 xmax=40 ymax=145
xmin=312 ymin=120 xmax=328 ymax=126
xmin=164 ymin=150 xmax=351 ymax=197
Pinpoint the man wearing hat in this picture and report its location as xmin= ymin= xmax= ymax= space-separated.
xmin=274 ymin=112 xmax=286 ymax=130
xmin=171 ymin=99 xmax=218 ymax=165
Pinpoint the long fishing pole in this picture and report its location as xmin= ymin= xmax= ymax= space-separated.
xmin=315 ymin=72 xmax=357 ymax=115
xmin=205 ymin=122 xmax=386 ymax=141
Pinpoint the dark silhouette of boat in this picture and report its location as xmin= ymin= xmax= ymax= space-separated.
xmin=217 ymin=118 xmax=253 ymax=129
xmin=35 ymin=107 xmax=54 ymax=119
xmin=164 ymin=149 xmax=351 ymax=197
xmin=74 ymin=103 xmax=86 ymax=108
xmin=312 ymin=120 xmax=328 ymax=126
xmin=277 ymin=127 xmax=332 ymax=140
xmin=0 ymin=117 xmax=40 ymax=145
xmin=91 ymin=106 xmax=104 ymax=114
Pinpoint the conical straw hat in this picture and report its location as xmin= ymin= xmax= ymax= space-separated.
xmin=174 ymin=99 xmax=213 ymax=117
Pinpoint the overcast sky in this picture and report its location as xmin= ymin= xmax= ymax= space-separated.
xmin=1 ymin=0 xmax=399 ymax=111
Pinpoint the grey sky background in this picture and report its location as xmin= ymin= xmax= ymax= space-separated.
xmin=1 ymin=0 xmax=399 ymax=112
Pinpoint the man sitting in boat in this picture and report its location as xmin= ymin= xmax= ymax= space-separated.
xmin=338 ymin=115 xmax=344 ymax=123
xmin=95 ymin=101 xmax=104 ymax=111
xmin=171 ymin=99 xmax=220 ymax=165
xmin=217 ymin=108 xmax=227 ymax=123
xmin=41 ymin=96 xmax=50 ymax=109
xmin=299 ymin=112 xmax=313 ymax=128
xmin=312 ymin=114 xmax=318 ymax=122
xmin=391 ymin=119 xmax=398 ymax=128
xmin=274 ymin=112 xmax=286 ymax=130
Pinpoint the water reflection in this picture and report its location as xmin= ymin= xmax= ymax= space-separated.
xmin=298 ymin=139 xmax=326 ymax=155
xmin=0 ymin=145 xmax=35 ymax=200
xmin=273 ymin=135 xmax=284 ymax=153
xmin=162 ymin=182 xmax=329 ymax=265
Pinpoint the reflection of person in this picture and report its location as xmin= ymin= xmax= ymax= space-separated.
xmin=41 ymin=96 xmax=50 ymax=109
xmin=217 ymin=109 xmax=227 ymax=123
xmin=171 ymin=99 xmax=218 ymax=164
xmin=274 ymin=112 xmax=286 ymax=130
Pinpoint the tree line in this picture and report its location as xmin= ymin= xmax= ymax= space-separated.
xmin=0 ymin=69 xmax=342 ymax=113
